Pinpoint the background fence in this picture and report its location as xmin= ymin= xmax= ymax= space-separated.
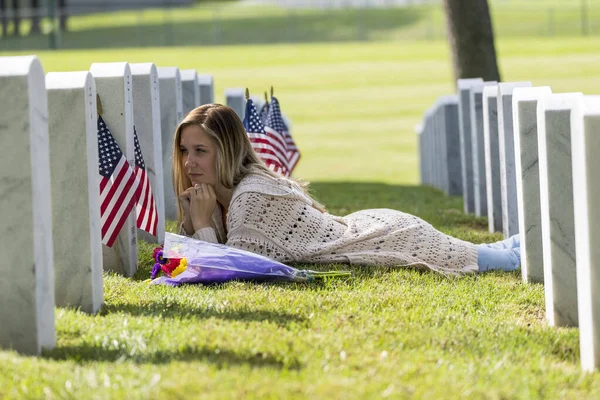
xmin=1 ymin=0 xmax=598 ymax=50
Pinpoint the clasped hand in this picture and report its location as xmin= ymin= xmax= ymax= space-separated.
xmin=179 ymin=183 xmax=217 ymax=234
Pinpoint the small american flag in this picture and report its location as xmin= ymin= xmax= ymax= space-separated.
xmin=259 ymin=102 xmax=269 ymax=125
xmin=264 ymin=97 xmax=290 ymax=177
xmin=98 ymin=116 xmax=140 ymax=247
xmin=133 ymin=126 xmax=158 ymax=236
xmin=267 ymin=96 xmax=300 ymax=176
xmin=244 ymin=99 xmax=285 ymax=175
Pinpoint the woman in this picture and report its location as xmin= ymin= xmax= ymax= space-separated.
xmin=174 ymin=104 xmax=520 ymax=275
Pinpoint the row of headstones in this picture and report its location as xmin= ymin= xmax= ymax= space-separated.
xmin=418 ymin=79 xmax=600 ymax=372
xmin=0 ymin=55 xmax=266 ymax=356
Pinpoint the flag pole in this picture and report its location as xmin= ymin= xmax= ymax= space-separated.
xmin=245 ymin=88 xmax=250 ymax=100
xmin=96 ymin=94 xmax=103 ymax=116
xmin=264 ymin=91 xmax=269 ymax=112
xmin=270 ymin=86 xmax=274 ymax=98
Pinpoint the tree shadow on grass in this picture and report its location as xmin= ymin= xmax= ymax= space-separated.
xmin=44 ymin=342 xmax=301 ymax=369
xmin=101 ymin=299 xmax=308 ymax=328
xmin=0 ymin=6 xmax=424 ymax=51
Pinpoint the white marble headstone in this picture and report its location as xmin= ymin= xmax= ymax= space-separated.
xmin=197 ymin=75 xmax=214 ymax=105
xmin=498 ymin=82 xmax=532 ymax=238
xmin=157 ymin=67 xmax=183 ymax=222
xmin=437 ymin=101 xmax=447 ymax=193
xmin=426 ymin=108 xmax=434 ymax=187
xmin=513 ymin=86 xmax=552 ymax=284
xmin=457 ymin=78 xmax=483 ymax=214
xmin=0 ymin=55 xmax=56 ymax=354
xmin=416 ymin=121 xmax=425 ymax=185
xmin=571 ymin=95 xmax=600 ymax=372
xmin=470 ymin=81 xmax=497 ymax=217
xmin=440 ymin=95 xmax=461 ymax=196
xmin=431 ymin=101 xmax=442 ymax=190
xmin=483 ymin=85 xmax=502 ymax=233
xmin=225 ymin=88 xmax=246 ymax=120
xmin=90 ymin=62 xmax=138 ymax=277
xmin=421 ymin=106 xmax=435 ymax=186
xmin=180 ymin=69 xmax=200 ymax=115
xmin=46 ymin=71 xmax=104 ymax=314
xmin=131 ymin=63 xmax=165 ymax=245
xmin=538 ymin=92 xmax=582 ymax=327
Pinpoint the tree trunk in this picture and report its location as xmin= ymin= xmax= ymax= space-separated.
xmin=443 ymin=0 xmax=501 ymax=83
xmin=30 ymin=0 xmax=40 ymax=34
xmin=59 ymin=0 xmax=67 ymax=31
xmin=11 ymin=0 xmax=19 ymax=36
xmin=0 ymin=0 xmax=7 ymax=37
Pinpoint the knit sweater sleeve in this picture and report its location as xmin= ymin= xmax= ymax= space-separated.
xmin=178 ymin=223 xmax=220 ymax=244
xmin=225 ymin=191 xmax=299 ymax=264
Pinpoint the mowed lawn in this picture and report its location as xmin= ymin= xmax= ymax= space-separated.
xmin=3 ymin=9 xmax=600 ymax=399
xmin=18 ymin=37 xmax=600 ymax=184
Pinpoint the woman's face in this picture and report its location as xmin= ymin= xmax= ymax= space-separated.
xmin=180 ymin=125 xmax=218 ymax=187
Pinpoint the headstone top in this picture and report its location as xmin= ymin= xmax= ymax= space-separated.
xmin=197 ymin=74 xmax=213 ymax=85
xmin=438 ymin=94 xmax=458 ymax=104
xmin=130 ymin=63 xmax=157 ymax=75
xmin=90 ymin=62 xmax=130 ymax=77
xmin=424 ymin=105 xmax=435 ymax=118
xmin=414 ymin=123 xmax=423 ymax=135
xmin=483 ymin=85 xmax=499 ymax=98
xmin=0 ymin=55 xmax=41 ymax=76
xmin=457 ymin=78 xmax=483 ymax=89
xmin=498 ymin=81 xmax=532 ymax=96
xmin=540 ymin=93 xmax=583 ymax=111
xmin=580 ymin=95 xmax=600 ymax=114
xmin=471 ymin=81 xmax=498 ymax=94
xmin=157 ymin=67 xmax=180 ymax=79
xmin=46 ymin=71 xmax=91 ymax=89
xmin=180 ymin=69 xmax=198 ymax=81
xmin=513 ymin=86 xmax=552 ymax=102
xmin=225 ymin=87 xmax=245 ymax=96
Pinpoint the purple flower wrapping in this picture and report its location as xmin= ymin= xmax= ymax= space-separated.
xmin=151 ymin=233 xmax=303 ymax=286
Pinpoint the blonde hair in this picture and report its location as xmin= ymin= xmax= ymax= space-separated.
xmin=172 ymin=104 xmax=323 ymax=225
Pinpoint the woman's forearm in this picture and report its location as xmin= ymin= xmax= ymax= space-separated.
xmin=182 ymin=217 xmax=195 ymax=236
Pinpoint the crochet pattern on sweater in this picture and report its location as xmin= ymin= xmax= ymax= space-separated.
xmin=182 ymin=173 xmax=479 ymax=275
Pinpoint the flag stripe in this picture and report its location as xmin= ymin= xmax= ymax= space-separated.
xmin=147 ymin=195 xmax=157 ymax=235
xmin=102 ymin=170 xmax=138 ymax=237
xmin=264 ymin=96 xmax=295 ymax=177
xmin=244 ymin=98 xmax=285 ymax=176
xmin=248 ymin=133 xmax=285 ymax=171
xmin=288 ymin=151 xmax=301 ymax=173
xmin=97 ymin=116 xmax=141 ymax=247
xmin=135 ymin=169 xmax=149 ymax=228
xmin=133 ymin=126 xmax=159 ymax=237
xmin=141 ymin=174 xmax=153 ymax=232
xmin=100 ymin=159 xmax=133 ymax=223
xmin=104 ymin=194 xmax=137 ymax=247
xmin=264 ymin=127 xmax=290 ymax=173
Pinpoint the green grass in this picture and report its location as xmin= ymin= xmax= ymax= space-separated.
xmin=3 ymin=3 xmax=600 ymax=398
xmin=4 ymin=184 xmax=598 ymax=399
xmin=1 ymin=0 xmax=599 ymax=50
xmin=6 ymin=37 xmax=599 ymax=184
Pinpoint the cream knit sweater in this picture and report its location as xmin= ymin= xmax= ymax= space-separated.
xmin=180 ymin=172 xmax=479 ymax=275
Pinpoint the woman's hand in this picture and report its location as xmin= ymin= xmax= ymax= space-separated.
xmin=179 ymin=188 xmax=194 ymax=235
xmin=189 ymin=183 xmax=218 ymax=232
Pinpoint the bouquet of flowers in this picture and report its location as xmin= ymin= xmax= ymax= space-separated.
xmin=149 ymin=233 xmax=351 ymax=286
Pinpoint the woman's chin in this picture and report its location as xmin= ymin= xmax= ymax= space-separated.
xmin=188 ymin=176 xmax=203 ymax=185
